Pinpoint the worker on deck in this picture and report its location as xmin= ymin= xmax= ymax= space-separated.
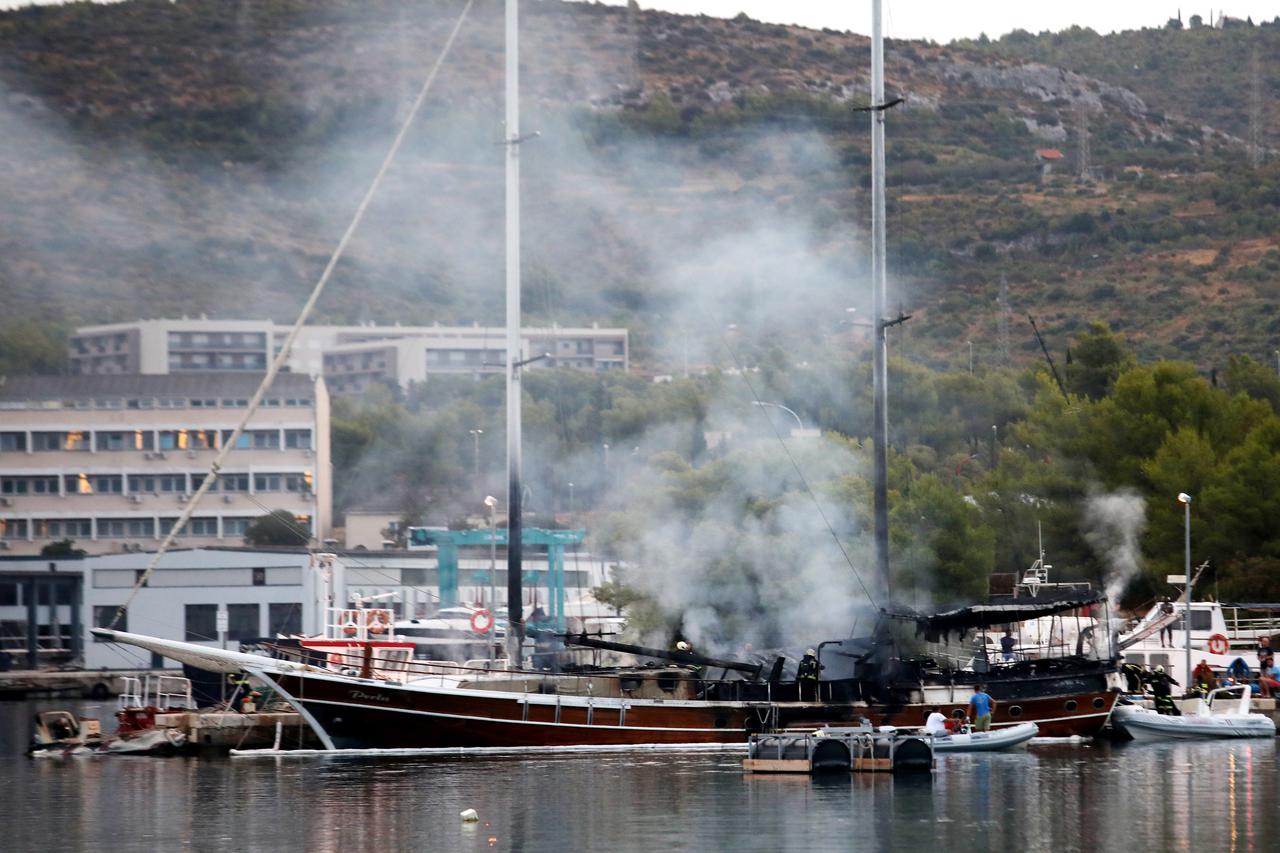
xmin=1159 ymin=597 xmax=1176 ymax=647
xmin=797 ymin=648 xmax=823 ymax=701
xmin=1149 ymin=665 xmax=1181 ymax=716
xmin=1192 ymin=659 xmax=1215 ymax=698
xmin=1000 ymin=630 xmax=1016 ymax=663
xmin=924 ymin=707 xmax=949 ymax=737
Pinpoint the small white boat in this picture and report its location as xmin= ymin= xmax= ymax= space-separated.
xmin=929 ymin=721 xmax=1039 ymax=752
xmin=1111 ymin=686 xmax=1277 ymax=742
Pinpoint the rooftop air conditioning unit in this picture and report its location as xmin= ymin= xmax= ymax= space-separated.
xmin=187 ymin=450 xmax=197 ymax=458
xmin=154 ymin=451 xmax=167 ymax=460
xmin=177 ymin=494 xmax=189 ymax=504
xmin=0 ymin=497 xmax=10 ymax=506
xmin=223 ymin=495 xmax=233 ymax=503
xmin=0 ymin=542 xmax=9 ymax=550
xmin=302 ymin=449 xmax=313 ymax=458
xmin=143 ymin=451 xmax=154 ymax=460
xmin=129 ymin=495 xmax=143 ymax=504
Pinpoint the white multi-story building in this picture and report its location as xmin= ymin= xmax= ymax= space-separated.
xmin=0 ymin=373 xmax=331 ymax=556
xmin=69 ymin=319 xmax=629 ymax=395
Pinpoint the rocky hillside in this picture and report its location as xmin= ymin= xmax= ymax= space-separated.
xmin=0 ymin=0 xmax=1277 ymax=375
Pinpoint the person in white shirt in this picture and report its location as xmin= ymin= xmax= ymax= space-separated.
xmin=925 ymin=707 xmax=949 ymax=736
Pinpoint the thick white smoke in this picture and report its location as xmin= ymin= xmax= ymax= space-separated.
xmin=1082 ymin=488 xmax=1147 ymax=606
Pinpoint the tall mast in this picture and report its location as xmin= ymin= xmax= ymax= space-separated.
xmin=504 ymin=0 xmax=524 ymax=664
xmin=870 ymin=0 xmax=891 ymax=597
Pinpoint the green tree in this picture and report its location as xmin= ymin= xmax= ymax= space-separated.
xmin=1064 ymin=322 xmax=1133 ymax=399
xmin=244 ymin=509 xmax=310 ymax=547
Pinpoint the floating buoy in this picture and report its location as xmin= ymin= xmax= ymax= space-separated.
xmin=460 ymin=809 xmax=479 ymax=822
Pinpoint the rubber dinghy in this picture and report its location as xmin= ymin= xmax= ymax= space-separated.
xmin=930 ymin=721 xmax=1039 ymax=752
xmin=1111 ymin=686 xmax=1277 ymax=742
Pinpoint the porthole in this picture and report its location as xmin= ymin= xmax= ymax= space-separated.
xmin=1064 ymin=700 xmax=1078 ymax=712
xmin=1093 ymin=697 xmax=1107 ymax=710
xmin=1008 ymin=705 xmax=1023 ymax=717
xmin=714 ymin=716 xmax=728 ymax=729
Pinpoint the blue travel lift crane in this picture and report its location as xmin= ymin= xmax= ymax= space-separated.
xmin=407 ymin=527 xmax=586 ymax=631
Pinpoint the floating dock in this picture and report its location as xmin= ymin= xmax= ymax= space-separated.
xmin=152 ymin=709 xmax=320 ymax=750
xmin=744 ymin=729 xmax=934 ymax=774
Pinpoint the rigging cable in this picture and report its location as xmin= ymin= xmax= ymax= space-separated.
xmin=107 ymin=0 xmax=477 ymax=629
xmin=713 ymin=324 xmax=880 ymax=610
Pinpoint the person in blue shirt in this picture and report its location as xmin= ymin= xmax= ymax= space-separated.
xmin=968 ymin=684 xmax=996 ymax=731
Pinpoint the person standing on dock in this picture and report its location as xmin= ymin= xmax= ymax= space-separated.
xmin=967 ymin=684 xmax=995 ymax=732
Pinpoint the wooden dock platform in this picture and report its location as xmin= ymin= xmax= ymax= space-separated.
xmin=0 ymin=668 xmax=167 ymax=700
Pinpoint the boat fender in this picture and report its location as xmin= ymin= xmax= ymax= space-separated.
xmin=470 ymin=609 xmax=494 ymax=634
xmin=461 ymin=809 xmax=480 ymax=822
xmin=1208 ymin=634 xmax=1229 ymax=655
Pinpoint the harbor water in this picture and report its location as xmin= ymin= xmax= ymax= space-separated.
xmin=3 ymin=699 xmax=1276 ymax=852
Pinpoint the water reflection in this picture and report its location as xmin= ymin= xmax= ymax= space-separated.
xmin=1 ymin=701 xmax=1275 ymax=853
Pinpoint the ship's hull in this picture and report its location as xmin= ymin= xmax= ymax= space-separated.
xmin=268 ymin=670 xmax=1119 ymax=749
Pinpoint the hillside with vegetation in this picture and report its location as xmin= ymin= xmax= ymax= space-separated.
xmin=3 ymin=1 xmax=1280 ymax=611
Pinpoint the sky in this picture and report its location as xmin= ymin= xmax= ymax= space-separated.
xmin=0 ymin=1 xmax=1275 ymax=43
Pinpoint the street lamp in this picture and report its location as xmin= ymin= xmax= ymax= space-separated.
xmin=469 ymin=429 xmax=484 ymax=478
xmin=751 ymin=400 xmax=805 ymax=432
xmin=1178 ymin=492 xmax=1192 ymax=690
xmin=483 ymin=495 xmax=498 ymax=657
xmin=567 ymin=482 xmax=575 ymax=517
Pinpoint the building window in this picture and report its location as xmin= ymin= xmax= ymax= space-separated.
xmin=188 ymin=518 xmax=218 ymax=536
xmin=0 ymin=582 xmax=18 ymax=606
xmin=227 ymin=603 xmax=259 ymax=641
xmin=268 ymin=603 xmax=302 ymax=636
xmin=93 ymin=606 xmax=125 ymax=639
xmin=254 ymin=474 xmax=281 ymax=492
xmin=91 ymin=475 xmax=123 ymax=494
xmin=221 ymin=474 xmax=250 ymax=492
xmin=128 ymin=476 xmax=156 ymax=493
xmin=284 ymin=429 xmax=312 ymax=450
xmin=1 ymin=432 xmax=28 ymax=452
xmin=184 ymin=604 xmax=217 ymax=641
xmin=34 ymin=431 xmax=88 ymax=451
xmin=41 ymin=519 xmax=91 ymax=538
xmin=251 ymin=430 xmax=280 ymax=450
xmin=252 ymin=567 xmax=266 ymax=586
xmin=223 ymin=517 xmax=253 ymax=537
xmin=1 ymin=519 xmax=29 ymax=539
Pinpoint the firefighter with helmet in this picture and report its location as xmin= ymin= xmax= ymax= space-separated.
xmin=798 ymin=648 xmax=823 ymax=701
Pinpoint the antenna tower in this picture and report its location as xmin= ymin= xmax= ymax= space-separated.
xmin=1076 ymin=101 xmax=1092 ymax=181
xmin=1249 ymin=47 xmax=1263 ymax=168
xmin=997 ymin=273 xmax=1011 ymax=367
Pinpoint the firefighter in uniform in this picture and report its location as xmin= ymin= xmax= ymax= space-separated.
xmin=1149 ymin=665 xmax=1182 ymax=716
xmin=797 ymin=648 xmax=823 ymax=701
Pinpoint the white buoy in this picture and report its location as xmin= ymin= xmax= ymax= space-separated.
xmin=460 ymin=809 xmax=479 ymax=822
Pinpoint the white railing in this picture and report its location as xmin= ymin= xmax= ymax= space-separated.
xmin=117 ymin=674 xmax=194 ymax=710
xmin=325 ymin=607 xmax=396 ymax=641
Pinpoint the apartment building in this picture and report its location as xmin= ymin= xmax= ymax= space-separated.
xmin=70 ymin=319 xmax=629 ymax=395
xmin=0 ymin=373 xmax=331 ymax=556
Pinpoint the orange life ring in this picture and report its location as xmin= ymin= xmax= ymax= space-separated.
xmin=1208 ymin=634 xmax=1229 ymax=655
xmin=367 ymin=610 xmax=388 ymax=635
xmin=470 ymin=609 xmax=494 ymax=634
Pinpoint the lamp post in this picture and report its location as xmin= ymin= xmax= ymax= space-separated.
xmin=567 ymin=482 xmax=574 ymax=517
xmin=469 ymin=429 xmax=484 ymax=478
xmin=751 ymin=400 xmax=805 ymax=433
xmin=483 ymin=495 xmax=498 ymax=657
xmin=1178 ymin=492 xmax=1192 ymax=689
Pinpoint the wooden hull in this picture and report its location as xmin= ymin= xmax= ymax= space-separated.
xmin=269 ymin=671 xmax=1120 ymax=749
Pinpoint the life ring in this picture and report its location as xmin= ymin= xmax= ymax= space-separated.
xmin=470 ymin=609 xmax=494 ymax=634
xmin=367 ymin=610 xmax=388 ymax=635
xmin=1208 ymin=634 xmax=1229 ymax=655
